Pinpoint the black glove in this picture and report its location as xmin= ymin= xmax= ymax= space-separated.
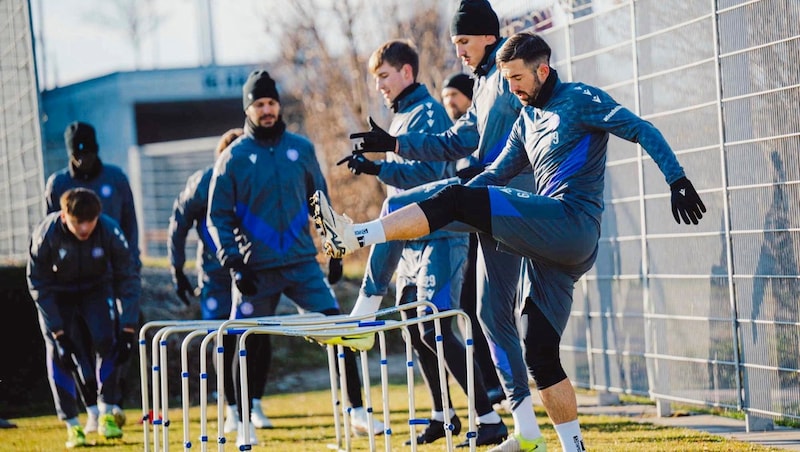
xmin=54 ymin=335 xmax=78 ymax=370
xmin=171 ymin=267 xmax=195 ymax=306
xmin=116 ymin=330 xmax=137 ymax=365
xmin=349 ymin=116 xmax=396 ymax=153
xmin=328 ymin=258 xmax=343 ymax=284
xmin=670 ymin=177 xmax=706 ymax=225
xmin=230 ymin=264 xmax=258 ymax=296
xmin=336 ymin=154 xmax=381 ymax=176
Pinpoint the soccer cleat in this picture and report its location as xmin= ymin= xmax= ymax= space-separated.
xmin=350 ymin=406 xmax=384 ymax=437
xmin=310 ymin=190 xmax=359 ymax=258
xmin=316 ymin=332 xmax=375 ymax=351
xmin=250 ymin=399 xmax=273 ymax=429
xmin=66 ymin=425 xmax=87 ymax=448
xmin=236 ymin=421 xmax=259 ymax=448
xmin=98 ymin=413 xmax=123 ymax=439
xmin=486 ymin=433 xmax=547 ymax=452
xmin=224 ymin=405 xmax=240 ymax=433
xmin=404 ymin=415 xmax=461 ymax=445
xmin=457 ymin=420 xmax=508 ymax=447
xmin=111 ymin=405 xmax=126 ymax=427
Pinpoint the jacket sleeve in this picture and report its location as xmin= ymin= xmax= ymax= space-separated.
xmin=579 ymin=86 xmax=685 ymax=184
xmin=26 ymin=221 xmax=62 ymax=333
xmin=378 ymin=110 xmax=454 ymax=188
xmin=207 ymin=154 xmax=242 ymax=268
xmin=168 ymin=171 xmax=203 ymax=270
xmin=395 ymin=105 xmax=480 ymax=162
xmin=44 ymin=175 xmax=60 ymax=214
xmin=115 ymin=173 xmax=141 ymax=267
xmin=467 ymin=116 xmax=531 ymax=188
xmin=107 ymin=219 xmax=141 ymax=329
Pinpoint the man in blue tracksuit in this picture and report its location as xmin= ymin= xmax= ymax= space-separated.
xmin=28 ymin=188 xmax=140 ymax=447
xmin=338 ymin=39 xmax=507 ymax=447
xmin=313 ymin=32 xmax=706 ymax=452
xmin=168 ymin=128 xmax=274 ymax=433
xmin=345 ymin=0 xmax=533 ymax=444
xmin=206 ymin=70 xmax=379 ymax=446
xmin=44 ymin=121 xmax=140 ymax=432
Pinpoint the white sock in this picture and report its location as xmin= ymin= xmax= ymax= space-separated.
xmin=86 ymin=405 xmax=99 ymax=418
xmin=477 ymin=411 xmax=502 ymax=424
xmin=554 ymin=419 xmax=585 ymax=452
xmin=349 ymin=294 xmax=383 ymax=319
xmin=66 ymin=417 xmax=80 ymax=428
xmin=353 ymin=220 xmax=385 ymax=247
xmin=430 ymin=410 xmax=445 ymax=422
xmin=512 ymin=395 xmax=542 ymax=439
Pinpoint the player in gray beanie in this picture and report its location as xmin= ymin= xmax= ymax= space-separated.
xmin=242 ymin=70 xmax=280 ymax=110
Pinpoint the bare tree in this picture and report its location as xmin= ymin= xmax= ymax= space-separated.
xmin=260 ymin=0 xmax=461 ymax=233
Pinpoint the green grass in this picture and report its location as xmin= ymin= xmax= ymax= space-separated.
xmin=0 ymin=383 xmax=782 ymax=451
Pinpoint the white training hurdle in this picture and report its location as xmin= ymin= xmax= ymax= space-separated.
xmin=139 ymin=302 xmax=477 ymax=452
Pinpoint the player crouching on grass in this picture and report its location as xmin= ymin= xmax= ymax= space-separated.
xmin=27 ymin=187 xmax=140 ymax=448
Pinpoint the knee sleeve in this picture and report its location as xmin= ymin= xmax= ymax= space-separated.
xmin=526 ymin=337 xmax=566 ymax=390
xmin=418 ymin=184 xmax=492 ymax=233
xmin=524 ymin=300 xmax=567 ymax=390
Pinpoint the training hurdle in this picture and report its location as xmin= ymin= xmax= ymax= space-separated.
xmin=139 ymin=314 xmax=323 ymax=452
xmin=141 ymin=303 xmax=478 ymax=452
xmin=226 ymin=303 xmax=477 ymax=452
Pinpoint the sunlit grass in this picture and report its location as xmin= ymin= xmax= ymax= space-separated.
xmin=0 ymin=383 xmax=782 ymax=451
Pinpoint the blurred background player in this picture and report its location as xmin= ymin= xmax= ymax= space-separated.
xmin=168 ymin=127 xmax=274 ymax=432
xmin=43 ymin=121 xmax=140 ymax=433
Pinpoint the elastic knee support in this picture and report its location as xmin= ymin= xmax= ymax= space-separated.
xmin=523 ymin=299 xmax=567 ymax=389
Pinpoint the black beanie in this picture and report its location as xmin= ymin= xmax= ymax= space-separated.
xmin=64 ymin=121 xmax=98 ymax=155
xmin=450 ymin=0 xmax=500 ymax=37
xmin=443 ymin=72 xmax=474 ymax=100
xmin=242 ymin=70 xmax=280 ymax=110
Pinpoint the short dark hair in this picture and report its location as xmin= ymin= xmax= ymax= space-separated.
xmin=60 ymin=188 xmax=102 ymax=221
xmin=497 ymin=32 xmax=552 ymax=68
xmin=215 ymin=128 xmax=243 ymax=157
xmin=368 ymin=40 xmax=419 ymax=80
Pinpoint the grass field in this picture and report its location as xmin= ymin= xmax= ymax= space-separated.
xmin=0 ymin=382 xmax=781 ymax=451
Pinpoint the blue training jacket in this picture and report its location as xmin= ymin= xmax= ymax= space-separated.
xmin=207 ymin=127 xmax=327 ymax=270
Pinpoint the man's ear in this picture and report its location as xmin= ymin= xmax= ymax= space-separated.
xmin=537 ymin=63 xmax=550 ymax=81
xmin=60 ymin=210 xmax=66 ymax=223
